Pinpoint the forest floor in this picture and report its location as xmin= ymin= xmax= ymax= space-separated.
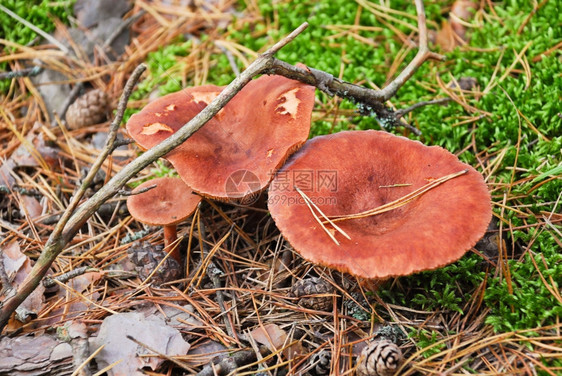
xmin=1 ymin=0 xmax=561 ymax=375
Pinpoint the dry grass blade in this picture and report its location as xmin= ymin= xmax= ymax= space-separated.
xmin=71 ymin=345 xmax=105 ymax=376
xmin=91 ymin=359 xmax=123 ymax=376
xmin=327 ymin=169 xmax=468 ymax=223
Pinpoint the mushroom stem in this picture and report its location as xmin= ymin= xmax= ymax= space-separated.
xmin=163 ymin=225 xmax=181 ymax=264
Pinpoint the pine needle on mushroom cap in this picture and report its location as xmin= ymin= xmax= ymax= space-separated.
xmin=268 ymin=130 xmax=492 ymax=279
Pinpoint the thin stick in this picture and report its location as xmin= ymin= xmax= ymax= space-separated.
xmin=70 ymin=344 xmax=105 ymax=376
xmin=126 ymin=335 xmax=193 ymax=371
xmin=0 ymin=4 xmax=71 ymax=54
xmin=117 ymin=184 xmax=157 ymax=196
xmin=0 ymin=66 xmax=43 ymax=80
xmin=265 ymin=0 xmax=443 ymax=128
xmin=377 ymin=0 xmax=444 ymax=101
xmin=42 ymin=266 xmax=98 ymax=288
xmin=394 ymin=97 xmax=451 ymax=119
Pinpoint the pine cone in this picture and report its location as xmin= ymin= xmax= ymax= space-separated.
xmin=66 ymin=89 xmax=109 ymax=130
xmin=289 ymin=277 xmax=335 ymax=311
xmin=127 ymin=241 xmax=181 ymax=285
xmin=356 ymin=339 xmax=403 ymax=376
xmin=309 ymin=350 xmax=331 ymax=376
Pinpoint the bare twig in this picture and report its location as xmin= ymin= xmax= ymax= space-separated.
xmin=126 ymin=335 xmax=194 ymax=372
xmin=196 ymin=346 xmax=270 ymax=376
xmin=0 ymin=66 xmax=43 ymax=80
xmin=215 ymin=41 xmax=241 ymax=76
xmin=265 ymin=0 xmax=443 ymax=133
xmin=377 ymin=0 xmax=444 ymax=101
xmin=0 ymin=185 xmax=42 ymax=197
xmin=0 ymin=22 xmax=310 ymax=331
xmin=118 ymin=184 xmax=157 ymax=197
xmin=42 ymin=266 xmax=98 ymax=288
xmin=394 ymin=97 xmax=452 ymax=119
xmin=0 ymin=4 xmax=71 ymax=54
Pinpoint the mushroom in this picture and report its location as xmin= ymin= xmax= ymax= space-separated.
xmin=267 ymin=130 xmax=492 ymax=279
xmin=126 ymin=73 xmax=315 ymax=201
xmin=126 ymin=177 xmax=201 ymax=264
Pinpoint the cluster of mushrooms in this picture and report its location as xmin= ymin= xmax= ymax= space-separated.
xmin=125 ymin=72 xmax=491 ymax=280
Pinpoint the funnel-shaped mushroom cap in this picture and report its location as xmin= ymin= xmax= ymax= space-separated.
xmin=127 ymin=177 xmax=201 ymax=226
xmin=126 ymin=74 xmax=315 ymax=200
xmin=268 ymin=130 xmax=492 ymax=279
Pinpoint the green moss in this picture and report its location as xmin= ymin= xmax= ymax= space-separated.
xmin=0 ymin=0 xmax=74 ymax=93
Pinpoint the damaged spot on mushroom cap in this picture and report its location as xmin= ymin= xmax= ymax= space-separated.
xmin=141 ymin=122 xmax=174 ymax=135
xmin=191 ymin=91 xmax=225 ymax=118
xmin=275 ymin=88 xmax=301 ymax=119
xmin=268 ymin=130 xmax=492 ymax=279
xmin=126 ymin=73 xmax=316 ymax=201
xmin=191 ymin=91 xmax=220 ymax=105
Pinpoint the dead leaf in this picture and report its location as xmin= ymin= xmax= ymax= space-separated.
xmin=250 ymin=323 xmax=287 ymax=353
xmin=91 ymin=312 xmax=190 ymax=376
xmin=450 ymin=0 xmax=479 ymax=39
xmin=44 ymin=272 xmax=103 ymax=326
xmin=0 ymin=158 xmax=16 ymax=188
xmin=1 ymin=240 xmax=27 ymax=276
xmin=19 ymin=196 xmax=43 ymax=220
xmin=186 ymin=340 xmax=228 ymax=366
xmin=436 ymin=1 xmax=479 ymax=52
xmin=140 ymin=122 xmax=174 ymax=135
xmin=1 ymin=240 xmax=46 ymax=329
xmin=10 ymin=124 xmax=61 ymax=169
xmin=435 ymin=20 xmax=459 ymax=52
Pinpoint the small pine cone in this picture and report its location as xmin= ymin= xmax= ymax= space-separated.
xmin=309 ymin=350 xmax=331 ymax=376
xmin=127 ymin=241 xmax=181 ymax=285
xmin=356 ymin=339 xmax=403 ymax=376
xmin=66 ymin=89 xmax=109 ymax=130
xmin=289 ymin=277 xmax=335 ymax=311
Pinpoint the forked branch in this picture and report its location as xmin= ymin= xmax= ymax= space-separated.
xmin=266 ymin=0 xmax=444 ymax=132
xmin=0 ymin=1 xmax=441 ymax=331
xmin=0 ymin=22 xmax=310 ymax=331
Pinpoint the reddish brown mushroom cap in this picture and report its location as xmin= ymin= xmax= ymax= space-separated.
xmin=126 ymin=177 xmax=201 ymax=227
xmin=267 ymin=130 xmax=492 ymax=279
xmin=126 ymin=74 xmax=316 ymax=200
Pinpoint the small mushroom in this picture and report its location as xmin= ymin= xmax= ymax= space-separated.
xmin=126 ymin=177 xmax=201 ymax=264
xmin=268 ymin=130 xmax=492 ymax=279
xmin=126 ymin=73 xmax=315 ymax=201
